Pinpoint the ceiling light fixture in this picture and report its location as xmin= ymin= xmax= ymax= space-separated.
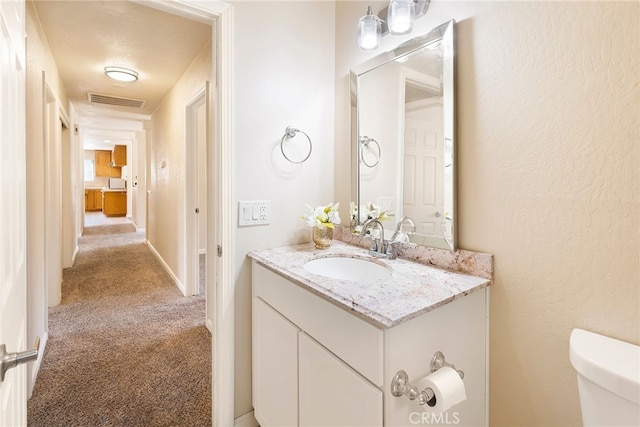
xmin=104 ymin=66 xmax=138 ymax=82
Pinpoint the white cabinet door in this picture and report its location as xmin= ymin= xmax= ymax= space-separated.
xmin=252 ymin=297 xmax=299 ymax=427
xmin=299 ymin=333 xmax=383 ymax=427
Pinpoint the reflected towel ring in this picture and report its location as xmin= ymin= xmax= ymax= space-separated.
xmin=360 ymin=136 xmax=381 ymax=168
xmin=281 ymin=126 xmax=312 ymax=164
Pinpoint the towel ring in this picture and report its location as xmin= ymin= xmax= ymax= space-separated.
xmin=360 ymin=136 xmax=381 ymax=168
xmin=281 ymin=126 xmax=312 ymax=164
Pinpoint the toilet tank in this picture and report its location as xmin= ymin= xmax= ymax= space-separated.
xmin=569 ymin=328 xmax=640 ymax=426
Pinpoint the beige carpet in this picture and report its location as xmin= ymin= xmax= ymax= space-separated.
xmin=28 ymin=224 xmax=212 ymax=426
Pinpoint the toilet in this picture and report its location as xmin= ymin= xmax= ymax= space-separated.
xmin=569 ymin=328 xmax=640 ymax=426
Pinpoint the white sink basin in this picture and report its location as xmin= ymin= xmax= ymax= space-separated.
xmin=303 ymin=256 xmax=391 ymax=282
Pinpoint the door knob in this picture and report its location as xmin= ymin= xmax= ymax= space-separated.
xmin=1 ymin=337 xmax=40 ymax=382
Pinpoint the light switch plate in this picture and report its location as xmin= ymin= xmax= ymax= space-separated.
xmin=238 ymin=200 xmax=271 ymax=226
xmin=376 ymin=196 xmax=395 ymax=217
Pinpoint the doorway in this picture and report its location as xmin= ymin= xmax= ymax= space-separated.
xmin=31 ymin=1 xmax=234 ymax=425
xmin=186 ymin=84 xmax=208 ymax=301
xmin=43 ymin=79 xmax=62 ymax=308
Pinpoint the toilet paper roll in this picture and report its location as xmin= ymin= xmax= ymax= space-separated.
xmin=416 ymin=367 xmax=467 ymax=415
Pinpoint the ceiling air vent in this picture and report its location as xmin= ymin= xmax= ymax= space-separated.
xmin=87 ymin=92 xmax=146 ymax=109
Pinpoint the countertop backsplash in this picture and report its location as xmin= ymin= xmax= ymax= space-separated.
xmin=334 ymin=225 xmax=493 ymax=281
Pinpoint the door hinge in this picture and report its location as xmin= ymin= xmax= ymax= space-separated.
xmin=217 ymin=245 xmax=222 ymax=257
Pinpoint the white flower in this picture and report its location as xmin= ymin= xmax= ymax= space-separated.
xmin=302 ymin=202 xmax=341 ymax=229
xmin=357 ymin=202 xmax=389 ymax=222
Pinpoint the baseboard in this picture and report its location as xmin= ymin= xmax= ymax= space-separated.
xmin=71 ymin=244 xmax=79 ymax=266
xmin=28 ymin=331 xmax=49 ymax=399
xmin=234 ymin=410 xmax=258 ymax=427
xmin=205 ymin=318 xmax=213 ymax=334
xmin=145 ymin=240 xmax=186 ymax=295
xmin=130 ymin=218 xmax=145 ymax=233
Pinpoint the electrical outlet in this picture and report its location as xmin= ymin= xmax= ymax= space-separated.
xmin=259 ymin=204 xmax=268 ymax=220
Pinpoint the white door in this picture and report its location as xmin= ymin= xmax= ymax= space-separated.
xmin=0 ymin=0 xmax=30 ymax=425
xmin=403 ymin=103 xmax=444 ymax=238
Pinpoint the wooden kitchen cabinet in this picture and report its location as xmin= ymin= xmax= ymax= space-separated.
xmin=109 ymin=165 xmax=122 ymax=178
xmin=95 ymin=150 xmax=111 ymax=177
xmin=102 ymin=191 xmax=127 ymax=216
xmin=84 ymin=189 xmax=102 ymax=212
xmin=112 ymin=145 xmax=126 ymax=166
xmin=95 ymin=148 xmax=124 ymax=177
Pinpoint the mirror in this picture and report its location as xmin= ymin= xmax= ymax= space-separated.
xmin=351 ymin=20 xmax=456 ymax=250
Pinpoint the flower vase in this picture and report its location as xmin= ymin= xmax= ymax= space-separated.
xmin=312 ymin=226 xmax=333 ymax=249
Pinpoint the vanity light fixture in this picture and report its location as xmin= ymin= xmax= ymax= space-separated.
xmin=359 ymin=0 xmax=431 ymax=51
xmin=358 ymin=6 xmax=383 ymax=51
xmin=104 ymin=66 xmax=138 ymax=82
xmin=387 ymin=0 xmax=415 ymax=35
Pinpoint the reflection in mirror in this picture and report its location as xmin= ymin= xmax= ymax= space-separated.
xmin=351 ymin=20 xmax=456 ymax=250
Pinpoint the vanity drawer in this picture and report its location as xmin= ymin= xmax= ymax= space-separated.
xmin=252 ymin=262 xmax=384 ymax=387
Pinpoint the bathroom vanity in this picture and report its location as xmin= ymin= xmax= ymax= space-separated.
xmin=249 ymin=240 xmax=491 ymax=426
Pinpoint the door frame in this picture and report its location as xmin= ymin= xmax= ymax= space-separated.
xmin=59 ymin=106 xmax=75 ymax=269
xmin=185 ymin=83 xmax=208 ymax=298
xmin=42 ymin=76 xmax=62 ymax=308
xmin=138 ymin=1 xmax=234 ymax=425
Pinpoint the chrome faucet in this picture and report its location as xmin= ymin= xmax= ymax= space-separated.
xmin=360 ymin=218 xmax=397 ymax=259
xmin=391 ymin=217 xmax=416 ymax=241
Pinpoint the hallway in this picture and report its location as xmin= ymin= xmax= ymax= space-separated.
xmin=27 ymin=224 xmax=211 ymax=426
xmin=84 ymin=211 xmax=134 ymax=227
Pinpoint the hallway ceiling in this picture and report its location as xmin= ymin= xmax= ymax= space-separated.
xmin=33 ymin=0 xmax=212 ymax=118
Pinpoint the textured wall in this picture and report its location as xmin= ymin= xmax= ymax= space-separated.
xmin=335 ymin=1 xmax=639 ymax=425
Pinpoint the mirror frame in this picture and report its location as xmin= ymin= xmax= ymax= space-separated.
xmin=350 ymin=19 xmax=456 ymax=250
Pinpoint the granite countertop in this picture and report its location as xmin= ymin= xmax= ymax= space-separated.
xmin=249 ymin=240 xmax=490 ymax=329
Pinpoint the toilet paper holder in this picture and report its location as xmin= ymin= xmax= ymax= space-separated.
xmin=390 ymin=351 xmax=464 ymax=406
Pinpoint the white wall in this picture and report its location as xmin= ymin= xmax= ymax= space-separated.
xmin=335 ymin=1 xmax=639 ymax=425
xmin=230 ymin=1 xmax=336 ymax=417
xmin=25 ymin=0 xmax=72 ymax=394
xmin=148 ymin=41 xmax=212 ymax=292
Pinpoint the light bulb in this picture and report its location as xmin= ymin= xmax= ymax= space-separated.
xmin=358 ymin=6 xmax=382 ymax=51
xmin=387 ymin=0 xmax=415 ymax=35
